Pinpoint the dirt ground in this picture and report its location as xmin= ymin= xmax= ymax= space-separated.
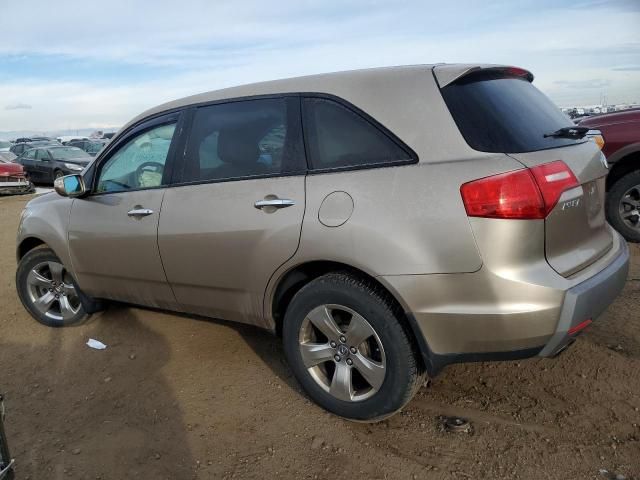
xmin=1 ymin=193 xmax=639 ymax=480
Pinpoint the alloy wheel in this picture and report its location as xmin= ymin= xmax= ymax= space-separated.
xmin=619 ymin=184 xmax=640 ymax=231
xmin=298 ymin=304 xmax=386 ymax=402
xmin=25 ymin=261 xmax=82 ymax=322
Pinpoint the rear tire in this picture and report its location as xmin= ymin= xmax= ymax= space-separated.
xmin=283 ymin=272 xmax=425 ymax=422
xmin=606 ymin=170 xmax=640 ymax=243
xmin=16 ymin=247 xmax=97 ymax=327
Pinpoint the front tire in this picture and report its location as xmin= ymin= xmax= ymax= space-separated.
xmin=283 ymin=273 xmax=425 ymax=422
xmin=16 ymin=247 xmax=90 ymax=327
xmin=606 ymin=170 xmax=640 ymax=243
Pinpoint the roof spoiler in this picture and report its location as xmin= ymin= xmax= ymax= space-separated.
xmin=433 ymin=64 xmax=534 ymax=88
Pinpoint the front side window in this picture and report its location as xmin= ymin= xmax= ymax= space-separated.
xmin=181 ymin=97 xmax=304 ymax=183
xmin=96 ymin=122 xmax=176 ymax=193
xmin=302 ymin=97 xmax=414 ymax=170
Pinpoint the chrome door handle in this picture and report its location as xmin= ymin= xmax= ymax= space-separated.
xmin=127 ymin=208 xmax=154 ymax=217
xmin=254 ymin=199 xmax=295 ymax=210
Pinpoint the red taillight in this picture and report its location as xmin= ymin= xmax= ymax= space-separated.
xmin=461 ymin=161 xmax=579 ymax=220
xmin=529 ymin=160 xmax=579 ymax=216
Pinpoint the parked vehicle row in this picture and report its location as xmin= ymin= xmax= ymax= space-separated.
xmin=67 ymin=139 xmax=107 ymax=156
xmin=15 ymin=64 xmax=629 ymax=421
xmin=9 ymin=140 xmax=59 ymax=157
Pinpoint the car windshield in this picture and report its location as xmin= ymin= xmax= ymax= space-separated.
xmin=50 ymin=147 xmax=88 ymax=160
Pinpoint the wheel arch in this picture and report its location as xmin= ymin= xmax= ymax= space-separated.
xmin=269 ymin=260 xmax=435 ymax=375
xmin=606 ymin=146 xmax=640 ymax=190
xmin=16 ymin=236 xmax=47 ymax=262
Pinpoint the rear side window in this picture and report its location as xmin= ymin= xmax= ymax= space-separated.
xmin=441 ymin=73 xmax=581 ymax=153
xmin=302 ymin=97 xmax=414 ymax=170
xmin=181 ymin=97 xmax=305 ymax=183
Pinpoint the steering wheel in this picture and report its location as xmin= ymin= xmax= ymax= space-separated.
xmin=135 ymin=161 xmax=164 ymax=185
xmin=136 ymin=161 xmax=164 ymax=177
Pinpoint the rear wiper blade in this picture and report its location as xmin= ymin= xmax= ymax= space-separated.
xmin=543 ymin=126 xmax=589 ymax=139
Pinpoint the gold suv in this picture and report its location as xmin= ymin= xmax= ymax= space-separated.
xmin=16 ymin=65 xmax=629 ymax=420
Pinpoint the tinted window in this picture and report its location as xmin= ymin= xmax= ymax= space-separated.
xmin=35 ymin=149 xmax=49 ymax=160
xmin=441 ymin=73 xmax=581 ymax=153
xmin=11 ymin=145 xmax=25 ymax=155
xmin=96 ymin=122 xmax=176 ymax=193
xmin=182 ymin=97 xmax=304 ymax=183
xmin=302 ymin=97 xmax=413 ymax=170
xmin=25 ymin=149 xmax=36 ymax=159
xmin=87 ymin=142 xmax=104 ymax=154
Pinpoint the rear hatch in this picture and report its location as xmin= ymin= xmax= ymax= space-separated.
xmin=436 ymin=65 xmax=612 ymax=277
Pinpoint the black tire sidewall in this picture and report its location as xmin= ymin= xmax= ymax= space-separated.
xmin=606 ymin=170 xmax=640 ymax=243
xmin=283 ymin=274 xmax=419 ymax=421
xmin=16 ymin=247 xmax=88 ymax=327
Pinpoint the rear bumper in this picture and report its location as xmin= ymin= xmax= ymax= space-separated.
xmin=538 ymin=238 xmax=629 ymax=357
xmin=381 ymin=234 xmax=630 ymax=375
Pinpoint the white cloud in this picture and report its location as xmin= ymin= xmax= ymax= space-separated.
xmin=5 ymin=103 xmax=32 ymax=110
xmin=0 ymin=0 xmax=638 ymax=130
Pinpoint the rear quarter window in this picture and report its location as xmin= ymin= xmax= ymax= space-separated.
xmin=441 ymin=73 xmax=584 ymax=153
xmin=302 ymin=97 xmax=415 ymax=170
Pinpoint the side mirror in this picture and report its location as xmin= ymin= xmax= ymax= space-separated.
xmin=54 ymin=174 xmax=87 ymax=198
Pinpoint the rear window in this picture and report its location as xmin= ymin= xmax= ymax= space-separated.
xmin=441 ymin=72 xmax=583 ymax=153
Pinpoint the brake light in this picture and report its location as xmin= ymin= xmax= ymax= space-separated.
xmin=461 ymin=161 xmax=579 ymax=220
xmin=505 ymin=67 xmax=532 ymax=80
xmin=529 ymin=161 xmax=579 ymax=215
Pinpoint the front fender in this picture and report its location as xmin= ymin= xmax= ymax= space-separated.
xmin=16 ymin=193 xmax=74 ymax=273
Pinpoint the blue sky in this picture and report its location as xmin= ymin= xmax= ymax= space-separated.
xmin=0 ymin=0 xmax=638 ymax=131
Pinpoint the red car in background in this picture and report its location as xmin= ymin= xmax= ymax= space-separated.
xmin=0 ymin=154 xmax=34 ymax=195
xmin=580 ymin=109 xmax=640 ymax=242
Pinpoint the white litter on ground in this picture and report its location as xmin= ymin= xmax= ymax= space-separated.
xmin=86 ymin=339 xmax=107 ymax=350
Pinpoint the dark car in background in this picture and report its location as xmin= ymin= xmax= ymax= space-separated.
xmin=580 ymin=109 xmax=640 ymax=242
xmin=16 ymin=146 xmax=91 ymax=184
xmin=8 ymin=143 xmax=30 ymax=157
